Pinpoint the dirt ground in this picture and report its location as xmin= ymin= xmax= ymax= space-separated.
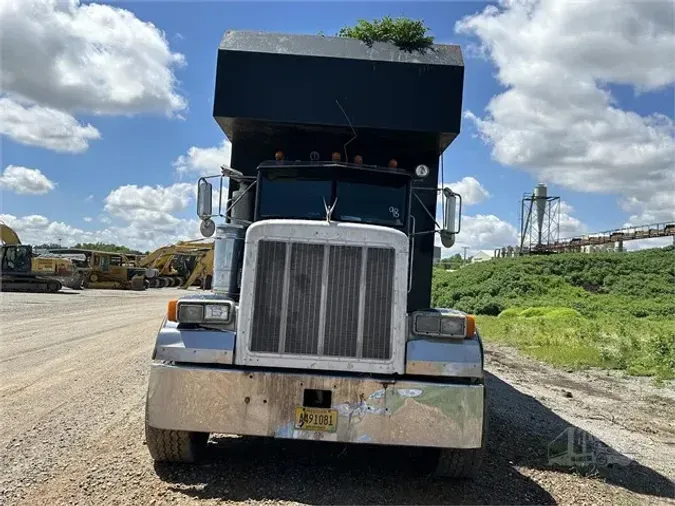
xmin=0 ymin=288 xmax=673 ymax=505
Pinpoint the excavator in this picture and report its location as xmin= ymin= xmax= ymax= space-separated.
xmin=0 ymin=222 xmax=86 ymax=293
xmin=140 ymin=240 xmax=213 ymax=289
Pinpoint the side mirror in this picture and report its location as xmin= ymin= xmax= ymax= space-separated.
xmin=441 ymin=188 xmax=462 ymax=248
xmin=197 ymin=178 xmax=213 ymax=219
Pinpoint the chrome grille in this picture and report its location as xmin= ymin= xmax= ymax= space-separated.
xmin=250 ymin=240 xmax=395 ymax=360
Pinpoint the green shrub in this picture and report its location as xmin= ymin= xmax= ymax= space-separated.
xmin=434 ymin=247 xmax=675 ymax=379
xmin=337 ymin=17 xmax=434 ymax=53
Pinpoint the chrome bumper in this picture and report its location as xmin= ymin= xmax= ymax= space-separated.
xmin=146 ymin=363 xmax=485 ymax=449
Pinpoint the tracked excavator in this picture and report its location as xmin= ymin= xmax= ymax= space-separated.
xmin=140 ymin=240 xmax=214 ymax=289
xmin=0 ymin=222 xmax=85 ymax=293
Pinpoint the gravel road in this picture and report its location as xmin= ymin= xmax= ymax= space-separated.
xmin=1 ymin=289 xmax=673 ymax=505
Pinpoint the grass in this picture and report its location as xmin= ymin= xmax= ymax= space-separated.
xmin=432 ymin=247 xmax=675 ymax=380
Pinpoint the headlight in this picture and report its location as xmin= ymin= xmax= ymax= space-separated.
xmin=169 ymin=299 xmax=234 ymax=325
xmin=412 ymin=311 xmax=475 ymax=339
xmin=178 ymin=303 xmax=205 ymax=323
xmin=203 ymin=304 xmax=230 ymax=322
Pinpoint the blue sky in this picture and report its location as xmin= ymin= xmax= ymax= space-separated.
xmin=1 ymin=0 xmax=673 ymax=253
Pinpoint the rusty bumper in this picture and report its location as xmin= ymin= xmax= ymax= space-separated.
xmin=146 ymin=363 xmax=485 ymax=449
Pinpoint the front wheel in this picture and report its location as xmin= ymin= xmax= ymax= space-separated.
xmin=434 ymin=390 xmax=487 ymax=479
xmin=145 ymin=422 xmax=209 ymax=463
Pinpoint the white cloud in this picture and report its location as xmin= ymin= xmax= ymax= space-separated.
xmin=625 ymin=237 xmax=673 ymax=251
xmin=456 ymin=0 xmax=675 ymax=228
xmin=441 ymin=176 xmax=491 ymax=206
xmin=0 ymin=0 xmax=187 ymax=116
xmin=0 ymin=212 xmax=202 ymax=252
xmin=85 ymin=195 xmax=94 ymax=202
xmin=174 ymin=140 xmax=232 ymax=177
xmin=0 ymin=97 xmax=101 ymax=153
xmin=83 ymin=217 xmax=93 ymax=223
xmin=437 ymin=213 xmax=519 ymax=258
xmin=104 ymin=183 xmax=194 ymax=217
xmin=0 ymin=165 xmax=56 ymax=195
xmin=558 ymin=201 xmax=588 ymax=238
xmin=0 ymin=0 xmax=186 ymax=153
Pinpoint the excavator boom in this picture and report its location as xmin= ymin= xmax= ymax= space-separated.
xmin=0 ymin=222 xmax=21 ymax=245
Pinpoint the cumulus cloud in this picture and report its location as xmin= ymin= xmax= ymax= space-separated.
xmin=0 ymin=0 xmax=186 ymax=152
xmin=104 ymin=183 xmax=194 ymax=216
xmin=558 ymin=201 xmax=588 ymax=238
xmin=0 ymin=165 xmax=56 ymax=195
xmin=441 ymin=176 xmax=491 ymax=206
xmin=83 ymin=217 xmax=93 ymax=223
xmin=0 ymin=212 xmax=202 ymax=252
xmin=456 ymin=0 xmax=675 ymax=227
xmin=0 ymin=0 xmax=186 ymax=116
xmin=0 ymin=98 xmax=101 ymax=153
xmin=174 ymin=140 xmax=232 ymax=177
xmin=437 ymin=213 xmax=519 ymax=258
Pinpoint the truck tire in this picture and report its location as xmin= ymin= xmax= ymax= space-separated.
xmin=145 ymin=422 xmax=209 ymax=463
xmin=434 ymin=390 xmax=487 ymax=479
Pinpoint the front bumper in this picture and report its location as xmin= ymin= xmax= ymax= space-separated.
xmin=146 ymin=363 xmax=485 ymax=449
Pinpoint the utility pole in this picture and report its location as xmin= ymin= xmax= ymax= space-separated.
xmin=462 ymin=246 xmax=468 ymax=262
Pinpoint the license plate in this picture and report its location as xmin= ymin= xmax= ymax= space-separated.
xmin=294 ymin=406 xmax=338 ymax=432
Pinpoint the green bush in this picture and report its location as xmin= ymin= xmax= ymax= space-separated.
xmin=337 ymin=17 xmax=434 ymax=53
xmin=433 ymin=247 xmax=675 ymax=379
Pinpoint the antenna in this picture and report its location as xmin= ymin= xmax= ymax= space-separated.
xmin=335 ymin=99 xmax=357 ymax=163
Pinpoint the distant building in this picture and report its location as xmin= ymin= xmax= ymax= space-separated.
xmin=433 ymin=246 xmax=441 ymax=264
xmin=471 ymin=250 xmax=496 ymax=263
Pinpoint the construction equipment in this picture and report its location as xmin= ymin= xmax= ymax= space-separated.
xmin=145 ymin=31 xmax=486 ymax=479
xmin=0 ymin=222 xmax=85 ymax=292
xmin=48 ymin=248 xmax=148 ymax=290
xmin=140 ymin=240 xmax=214 ymax=289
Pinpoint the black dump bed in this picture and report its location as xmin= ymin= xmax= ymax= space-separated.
xmin=213 ymin=30 xmax=465 ymax=310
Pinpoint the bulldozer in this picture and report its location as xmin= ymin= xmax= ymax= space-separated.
xmin=47 ymin=248 xmax=150 ymax=290
xmin=140 ymin=240 xmax=213 ymax=289
xmin=0 ymin=222 xmax=86 ymax=293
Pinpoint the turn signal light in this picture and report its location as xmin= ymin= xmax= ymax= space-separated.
xmin=465 ymin=315 xmax=476 ymax=338
xmin=331 ymin=152 xmax=341 ymax=162
xmin=167 ymin=299 xmax=178 ymax=322
xmin=275 ymin=151 xmax=284 ymax=161
xmin=388 ymin=158 xmax=398 ymax=168
xmin=354 ymin=154 xmax=363 ymax=164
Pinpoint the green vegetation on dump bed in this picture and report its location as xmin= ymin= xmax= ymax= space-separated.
xmin=337 ymin=17 xmax=434 ymax=53
xmin=432 ymin=247 xmax=675 ymax=380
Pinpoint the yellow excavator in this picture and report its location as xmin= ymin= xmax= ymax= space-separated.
xmin=0 ymin=222 xmax=86 ymax=293
xmin=140 ymin=240 xmax=213 ymax=289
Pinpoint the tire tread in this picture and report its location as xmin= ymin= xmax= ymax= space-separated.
xmin=145 ymin=423 xmax=208 ymax=463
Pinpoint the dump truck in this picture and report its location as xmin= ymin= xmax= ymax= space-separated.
xmin=144 ymin=30 xmax=486 ymax=478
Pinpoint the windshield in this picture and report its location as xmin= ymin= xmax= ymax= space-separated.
xmin=257 ymin=168 xmax=409 ymax=228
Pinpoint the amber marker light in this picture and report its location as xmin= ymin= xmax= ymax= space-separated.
xmin=167 ymin=299 xmax=178 ymax=322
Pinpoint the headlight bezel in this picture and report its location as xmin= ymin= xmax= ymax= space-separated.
xmin=411 ymin=310 xmax=474 ymax=339
xmin=175 ymin=299 xmax=234 ymax=325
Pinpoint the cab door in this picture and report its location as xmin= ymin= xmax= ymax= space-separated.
xmin=108 ymin=255 xmax=126 ymax=280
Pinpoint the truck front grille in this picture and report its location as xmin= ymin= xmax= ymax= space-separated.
xmin=250 ymin=240 xmax=395 ymax=360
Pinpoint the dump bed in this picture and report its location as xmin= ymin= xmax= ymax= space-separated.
xmin=212 ymin=30 xmax=465 ymax=311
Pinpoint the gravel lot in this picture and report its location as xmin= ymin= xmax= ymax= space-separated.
xmin=0 ymin=288 xmax=673 ymax=505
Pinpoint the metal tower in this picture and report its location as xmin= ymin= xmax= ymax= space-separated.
xmin=519 ymin=183 xmax=561 ymax=254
